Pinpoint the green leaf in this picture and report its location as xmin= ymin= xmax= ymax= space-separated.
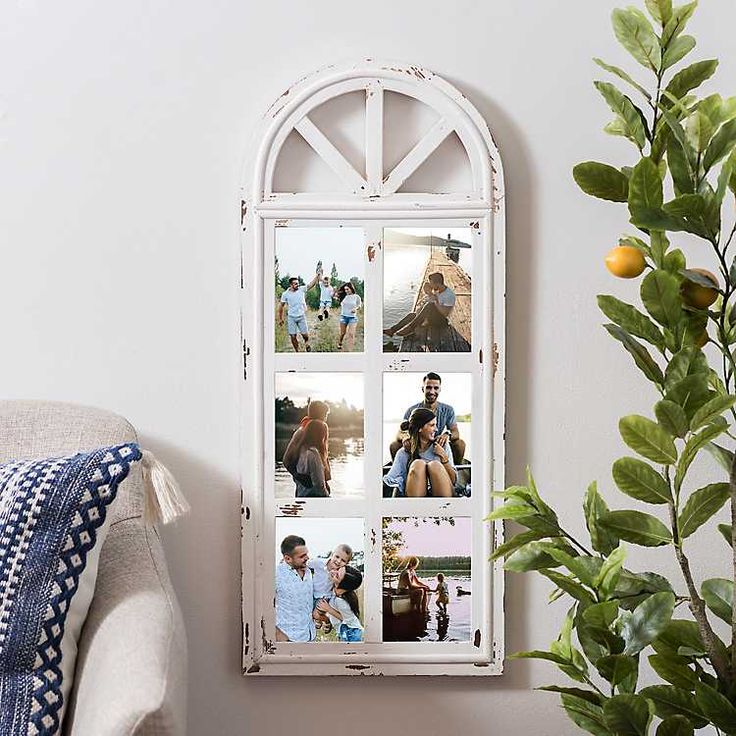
xmin=664 ymin=60 xmax=717 ymax=103
xmin=674 ymin=422 xmax=728 ymax=493
xmin=562 ymin=694 xmax=613 ymax=736
xmin=619 ymin=415 xmax=677 ymax=464
xmin=639 ymin=685 xmax=707 ymax=728
xmin=715 ymin=150 xmax=735 ymax=208
xmin=718 ymin=523 xmax=732 ymax=545
xmin=678 ymin=482 xmax=730 ymax=538
xmin=655 ymin=400 xmax=689 ymax=438
xmin=539 ymin=568 xmax=596 ymax=604
xmin=595 ymin=544 xmax=627 ymax=599
xmin=653 ymin=619 xmax=705 ymax=657
xmin=600 ymin=510 xmax=672 ymax=547
xmin=705 ymin=442 xmax=734 ymax=474
xmin=629 ymin=157 xmax=663 ymax=213
xmin=662 ymin=35 xmax=696 ymax=70
xmin=574 ymin=162 xmax=630 ymax=202
xmin=640 ymin=270 xmax=682 ymax=329
xmin=655 ymin=715 xmax=694 ymax=736
xmin=612 ymin=457 xmax=671 ymax=504
xmin=603 ymin=694 xmax=651 ymax=736
xmin=650 ymin=231 xmax=670 ymax=268
xmin=595 ymin=81 xmax=648 ymax=150
xmin=612 ymin=7 xmax=661 ymax=71
xmin=621 ymin=591 xmax=675 ymax=655
xmin=695 ymin=683 xmax=736 ymax=733
xmin=648 ymin=653 xmax=699 ymax=689
xmin=505 ymin=541 xmax=562 ymax=572
xmin=604 ymin=324 xmax=664 ymax=386
xmin=662 ymin=194 xmax=704 ymax=218
xmin=690 ymin=394 xmax=736 ymax=431
xmin=664 ymin=348 xmax=708 ymax=391
xmin=685 ymin=109 xmax=715 ymax=154
xmin=491 ymin=529 xmax=548 ymax=561
xmin=597 ymin=655 xmax=639 ymax=688
xmin=594 ymin=58 xmax=652 ymax=101
xmin=583 ymin=599 xmax=620 ymax=629
xmin=584 ymin=481 xmax=620 ymax=556
xmin=543 ymin=547 xmax=597 ymax=587
xmin=661 ymin=2 xmax=698 ymax=49
xmin=703 ymin=118 xmax=736 ymax=171
xmin=509 ymin=649 xmax=569 ymax=665
xmin=537 ymin=686 xmax=602 ymax=706
xmin=487 ymin=501 xmax=537 ymax=522
xmin=598 ymin=296 xmax=665 ymax=350
xmin=645 ymin=0 xmax=672 ymax=25
xmin=701 ymin=578 xmax=733 ymax=624
xmin=667 ymin=138 xmax=694 ymax=195
xmin=665 ymin=374 xmax=713 ymax=420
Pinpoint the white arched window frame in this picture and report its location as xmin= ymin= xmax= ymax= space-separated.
xmin=241 ymin=61 xmax=505 ymax=676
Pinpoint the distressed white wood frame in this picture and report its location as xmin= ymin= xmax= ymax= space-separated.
xmin=241 ymin=61 xmax=506 ymax=676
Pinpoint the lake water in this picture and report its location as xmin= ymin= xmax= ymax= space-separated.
xmin=384 ymin=573 xmax=471 ymax=642
xmin=383 ymin=244 xmax=473 ymax=338
xmin=274 ymin=435 xmax=364 ymax=499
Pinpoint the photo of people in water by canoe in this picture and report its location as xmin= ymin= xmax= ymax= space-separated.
xmin=274 ymin=373 xmax=364 ymax=499
xmin=383 ymin=372 xmax=471 ymax=498
xmin=382 ymin=517 xmax=471 ymax=642
xmin=275 ymin=227 xmax=365 ymax=353
xmin=275 ymin=518 xmax=365 ymax=643
xmin=383 ymin=227 xmax=472 ymax=353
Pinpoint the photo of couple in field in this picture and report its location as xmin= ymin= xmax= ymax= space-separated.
xmin=274 ymin=518 xmax=365 ymax=643
xmin=275 ymin=227 xmax=365 ymax=353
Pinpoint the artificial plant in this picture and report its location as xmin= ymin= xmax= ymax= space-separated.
xmin=492 ymin=2 xmax=736 ymax=734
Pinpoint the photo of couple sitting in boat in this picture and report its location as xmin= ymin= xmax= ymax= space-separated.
xmin=275 ymin=519 xmax=365 ymax=643
xmin=383 ymin=227 xmax=472 ymax=353
xmin=383 ymin=372 xmax=471 ymax=498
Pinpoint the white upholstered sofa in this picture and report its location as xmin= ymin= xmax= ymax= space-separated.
xmin=0 ymin=401 xmax=188 ymax=735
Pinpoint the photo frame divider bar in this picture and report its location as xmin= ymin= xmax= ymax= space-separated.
xmin=363 ymin=221 xmax=385 ymax=643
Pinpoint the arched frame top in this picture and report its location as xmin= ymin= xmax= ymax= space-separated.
xmin=240 ymin=61 xmax=506 ymax=677
xmin=247 ymin=60 xmax=505 ymax=209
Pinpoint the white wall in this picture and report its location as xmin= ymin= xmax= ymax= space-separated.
xmin=2 ymin=1 xmax=735 ymax=733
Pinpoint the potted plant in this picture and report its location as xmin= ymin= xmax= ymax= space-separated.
xmin=493 ymin=2 xmax=736 ymax=733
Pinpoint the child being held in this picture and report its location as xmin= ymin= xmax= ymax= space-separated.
xmin=435 ymin=573 xmax=449 ymax=614
xmin=316 ymin=565 xmax=364 ymax=642
xmin=309 ymin=543 xmax=353 ymax=634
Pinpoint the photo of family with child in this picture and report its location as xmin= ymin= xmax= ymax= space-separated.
xmin=382 ymin=517 xmax=471 ymax=642
xmin=275 ymin=227 xmax=365 ymax=353
xmin=275 ymin=519 xmax=365 ymax=643
xmin=274 ymin=373 xmax=364 ymax=499
xmin=383 ymin=372 xmax=472 ymax=498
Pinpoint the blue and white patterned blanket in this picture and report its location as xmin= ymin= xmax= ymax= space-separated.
xmin=0 ymin=443 xmax=141 ymax=736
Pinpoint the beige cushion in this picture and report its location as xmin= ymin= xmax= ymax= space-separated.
xmin=0 ymin=401 xmax=187 ymax=736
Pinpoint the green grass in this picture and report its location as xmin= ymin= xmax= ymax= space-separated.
xmin=275 ymin=304 xmax=364 ymax=353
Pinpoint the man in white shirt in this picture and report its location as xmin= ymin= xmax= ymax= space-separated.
xmin=275 ymin=535 xmax=316 ymax=642
xmin=383 ymin=272 xmax=456 ymax=339
xmin=278 ymin=272 xmax=321 ymax=352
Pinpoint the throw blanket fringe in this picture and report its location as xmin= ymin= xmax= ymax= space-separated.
xmin=141 ymin=450 xmax=190 ymax=525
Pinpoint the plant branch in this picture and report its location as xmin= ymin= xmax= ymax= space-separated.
xmin=668 ymin=502 xmax=731 ymax=684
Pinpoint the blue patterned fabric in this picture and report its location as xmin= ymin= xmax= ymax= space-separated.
xmin=0 ymin=443 xmax=141 ymax=736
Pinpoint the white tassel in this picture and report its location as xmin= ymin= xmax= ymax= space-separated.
xmin=141 ymin=450 xmax=190 ymax=525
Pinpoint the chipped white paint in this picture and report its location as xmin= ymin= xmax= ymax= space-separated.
xmin=241 ymin=60 xmax=506 ymax=676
